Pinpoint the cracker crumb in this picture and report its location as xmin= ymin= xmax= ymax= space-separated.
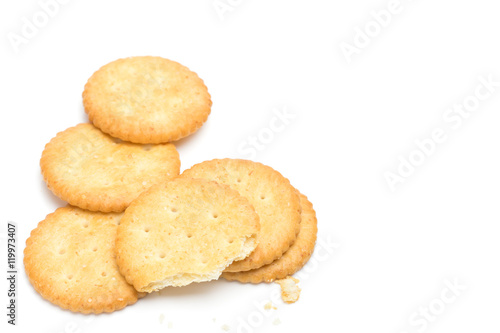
xmin=273 ymin=318 xmax=281 ymax=325
xmin=221 ymin=324 xmax=230 ymax=331
xmin=212 ymin=318 xmax=216 ymax=322
xmin=159 ymin=314 xmax=165 ymax=324
xmin=275 ymin=276 xmax=301 ymax=304
xmin=264 ymin=302 xmax=277 ymax=310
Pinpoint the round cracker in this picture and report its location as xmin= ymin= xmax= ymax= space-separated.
xmin=180 ymin=159 xmax=302 ymax=272
xmin=222 ymin=192 xmax=318 ymax=283
xmin=115 ymin=177 xmax=260 ymax=293
xmin=83 ymin=56 xmax=212 ymax=143
xmin=40 ymin=123 xmax=180 ymax=212
xmin=23 ymin=206 xmax=141 ymax=314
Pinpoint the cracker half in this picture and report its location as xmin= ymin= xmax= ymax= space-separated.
xmin=40 ymin=123 xmax=180 ymax=212
xmin=23 ymin=206 xmax=141 ymax=314
xmin=181 ymin=159 xmax=301 ymax=272
xmin=115 ymin=177 xmax=260 ymax=293
xmin=222 ymin=192 xmax=317 ymax=283
xmin=83 ymin=56 xmax=212 ymax=143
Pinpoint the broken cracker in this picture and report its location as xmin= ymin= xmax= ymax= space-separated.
xmin=222 ymin=192 xmax=317 ymax=283
xmin=115 ymin=177 xmax=260 ymax=292
xmin=181 ymin=159 xmax=301 ymax=272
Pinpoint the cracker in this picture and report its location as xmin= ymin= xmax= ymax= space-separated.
xmin=222 ymin=192 xmax=317 ymax=283
xmin=83 ymin=56 xmax=212 ymax=144
xmin=23 ymin=206 xmax=142 ymax=314
xmin=275 ymin=276 xmax=301 ymax=304
xmin=40 ymin=123 xmax=180 ymax=212
xmin=115 ymin=177 xmax=260 ymax=293
xmin=180 ymin=159 xmax=301 ymax=272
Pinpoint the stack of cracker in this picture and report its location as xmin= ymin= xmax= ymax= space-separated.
xmin=24 ymin=56 xmax=318 ymax=314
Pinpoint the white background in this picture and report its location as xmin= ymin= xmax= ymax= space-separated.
xmin=1 ymin=0 xmax=500 ymax=332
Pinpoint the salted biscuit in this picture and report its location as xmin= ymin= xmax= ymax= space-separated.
xmin=181 ymin=159 xmax=301 ymax=272
xmin=276 ymin=277 xmax=301 ymax=304
xmin=222 ymin=193 xmax=317 ymax=283
xmin=83 ymin=56 xmax=212 ymax=144
xmin=40 ymin=123 xmax=180 ymax=212
xmin=115 ymin=177 xmax=260 ymax=293
xmin=24 ymin=206 xmax=142 ymax=314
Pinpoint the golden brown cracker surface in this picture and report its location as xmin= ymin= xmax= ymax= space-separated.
xmin=115 ymin=177 xmax=260 ymax=293
xmin=181 ymin=159 xmax=301 ymax=272
xmin=83 ymin=56 xmax=212 ymax=143
xmin=23 ymin=206 xmax=141 ymax=314
xmin=40 ymin=123 xmax=180 ymax=212
xmin=222 ymin=192 xmax=317 ymax=283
